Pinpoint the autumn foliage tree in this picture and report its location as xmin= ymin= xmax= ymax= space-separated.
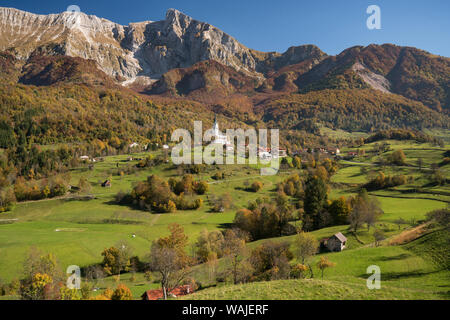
xmin=222 ymin=229 xmax=249 ymax=285
xmin=150 ymin=224 xmax=192 ymax=300
xmin=328 ymin=197 xmax=350 ymax=225
xmin=387 ymin=149 xmax=407 ymax=166
xmin=111 ymin=284 xmax=133 ymax=300
xmin=20 ymin=248 xmax=66 ymax=300
xmin=317 ymin=256 xmax=336 ymax=280
xmin=250 ymin=241 xmax=293 ymax=281
xmin=101 ymin=242 xmax=132 ymax=278
xmin=293 ymin=232 xmax=319 ymax=278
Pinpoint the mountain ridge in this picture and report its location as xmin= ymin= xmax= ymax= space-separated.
xmin=0 ymin=7 xmax=329 ymax=85
xmin=2 ymin=6 xmax=447 ymax=113
xmin=0 ymin=6 xmax=449 ymax=142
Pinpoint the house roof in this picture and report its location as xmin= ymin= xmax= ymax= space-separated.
xmin=142 ymin=285 xmax=193 ymax=300
xmin=334 ymin=232 xmax=347 ymax=242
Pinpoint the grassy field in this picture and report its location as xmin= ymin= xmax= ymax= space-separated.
xmin=0 ymin=138 xmax=448 ymax=300
xmin=185 ymin=227 xmax=449 ymax=300
xmin=182 ymin=278 xmax=445 ymax=300
xmin=0 ymin=151 xmax=289 ymax=282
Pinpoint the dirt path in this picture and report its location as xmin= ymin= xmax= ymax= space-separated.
xmin=149 ymin=214 xmax=161 ymax=226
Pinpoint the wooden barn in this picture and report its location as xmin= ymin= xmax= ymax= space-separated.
xmin=321 ymin=232 xmax=347 ymax=252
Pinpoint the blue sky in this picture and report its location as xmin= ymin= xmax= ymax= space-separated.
xmin=2 ymin=0 xmax=449 ymax=57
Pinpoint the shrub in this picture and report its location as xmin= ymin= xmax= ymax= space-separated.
xmin=250 ymin=241 xmax=293 ymax=281
xmin=426 ymin=209 xmax=450 ymax=227
xmin=111 ymin=284 xmax=133 ymax=300
xmin=0 ymin=187 xmax=16 ymax=212
xmin=250 ymin=181 xmax=263 ymax=192
xmin=290 ymin=264 xmax=308 ymax=279
xmin=210 ymin=193 xmax=233 ymax=212
xmin=212 ymin=172 xmax=225 ymax=181
xmin=234 ymin=201 xmax=294 ymax=240
xmin=387 ymin=150 xmax=407 ymax=166
xmin=194 ymin=181 xmax=209 ymax=195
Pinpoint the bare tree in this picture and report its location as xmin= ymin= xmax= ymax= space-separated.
xmin=150 ymin=244 xmax=191 ymax=300
xmin=373 ymin=229 xmax=386 ymax=247
xmin=222 ymin=229 xmax=248 ymax=284
xmin=349 ymin=189 xmax=383 ymax=233
xmin=293 ymin=232 xmax=319 ymax=278
xmin=115 ymin=240 xmax=133 ymax=280
xmin=149 ymin=223 xmax=192 ymax=300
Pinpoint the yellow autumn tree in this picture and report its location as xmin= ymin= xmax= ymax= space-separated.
xmin=317 ymin=256 xmax=336 ymax=280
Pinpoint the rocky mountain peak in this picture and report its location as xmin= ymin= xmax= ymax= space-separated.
xmin=0 ymin=7 xmax=330 ymax=86
xmin=165 ymin=8 xmax=192 ymax=25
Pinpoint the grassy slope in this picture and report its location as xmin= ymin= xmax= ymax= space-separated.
xmin=0 ymin=151 xmax=288 ymax=282
xmin=0 ymin=139 xmax=448 ymax=300
xmin=182 ymin=278 xmax=444 ymax=300
xmin=185 ymin=228 xmax=450 ymax=300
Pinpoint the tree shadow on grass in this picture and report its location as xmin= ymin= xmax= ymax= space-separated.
xmin=103 ymin=199 xmax=152 ymax=213
xmin=380 ymin=269 xmax=442 ymax=280
xmin=358 ymin=269 xmax=441 ymax=281
xmin=375 ymin=253 xmax=412 ymax=261
xmin=217 ymin=223 xmax=234 ymax=229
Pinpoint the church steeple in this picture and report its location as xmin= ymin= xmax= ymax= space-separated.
xmin=213 ymin=113 xmax=219 ymax=133
xmin=210 ymin=113 xmax=231 ymax=147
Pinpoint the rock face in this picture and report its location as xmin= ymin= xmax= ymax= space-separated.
xmin=0 ymin=7 xmax=448 ymax=110
xmin=136 ymin=9 xmax=259 ymax=77
xmin=0 ymin=7 xmax=140 ymax=80
xmin=1 ymin=7 xmax=320 ymax=84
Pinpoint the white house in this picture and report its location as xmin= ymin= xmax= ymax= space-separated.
xmin=129 ymin=142 xmax=139 ymax=148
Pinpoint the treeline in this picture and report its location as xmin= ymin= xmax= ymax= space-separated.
xmin=233 ymin=158 xmax=345 ymax=240
xmin=262 ymin=89 xmax=450 ymax=132
xmin=13 ymin=175 xmax=70 ymax=202
xmin=365 ymin=129 xmax=444 ymax=145
xmin=0 ymin=82 xmax=182 ymax=146
xmin=365 ymin=172 xmax=412 ymax=191
xmin=115 ymin=175 xmax=208 ymax=213
xmin=235 ymin=167 xmax=384 ymax=240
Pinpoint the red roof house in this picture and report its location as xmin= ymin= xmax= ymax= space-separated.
xmin=141 ymin=285 xmax=193 ymax=300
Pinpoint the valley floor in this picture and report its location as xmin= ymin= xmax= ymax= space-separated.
xmin=0 ymin=139 xmax=449 ymax=300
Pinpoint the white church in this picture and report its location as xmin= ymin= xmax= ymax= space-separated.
xmin=211 ymin=114 xmax=233 ymax=151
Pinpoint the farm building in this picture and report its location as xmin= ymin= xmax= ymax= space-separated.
xmin=327 ymin=148 xmax=341 ymax=155
xmin=271 ymin=148 xmax=287 ymax=158
xmin=141 ymin=285 xmax=194 ymax=300
xmin=321 ymin=232 xmax=348 ymax=252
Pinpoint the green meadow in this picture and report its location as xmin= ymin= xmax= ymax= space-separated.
xmin=0 ymin=139 xmax=449 ymax=300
